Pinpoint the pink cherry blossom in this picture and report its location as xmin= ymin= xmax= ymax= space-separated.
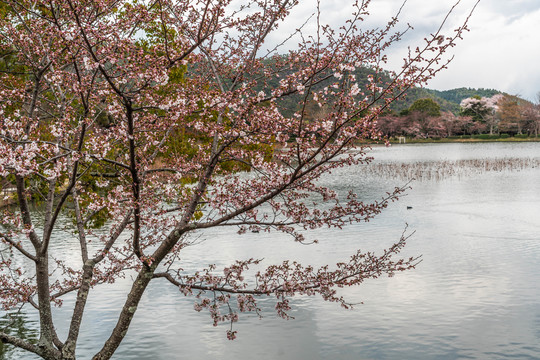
xmin=0 ymin=0 xmax=477 ymax=358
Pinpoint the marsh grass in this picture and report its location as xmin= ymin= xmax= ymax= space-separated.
xmin=365 ymin=157 xmax=540 ymax=181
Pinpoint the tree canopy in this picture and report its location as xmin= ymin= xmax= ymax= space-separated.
xmin=0 ymin=0 xmax=477 ymax=359
xmin=408 ymin=98 xmax=441 ymax=117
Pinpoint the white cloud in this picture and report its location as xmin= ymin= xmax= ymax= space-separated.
xmin=427 ymin=3 xmax=540 ymax=100
xmin=264 ymin=0 xmax=540 ymax=101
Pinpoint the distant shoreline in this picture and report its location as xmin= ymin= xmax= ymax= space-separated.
xmin=384 ymin=136 xmax=540 ymax=144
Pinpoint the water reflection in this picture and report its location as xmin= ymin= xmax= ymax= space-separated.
xmin=0 ymin=312 xmax=38 ymax=360
xmin=2 ymin=143 xmax=540 ymax=359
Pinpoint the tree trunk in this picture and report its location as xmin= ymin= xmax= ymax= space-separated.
xmin=36 ymin=257 xmax=61 ymax=359
xmin=61 ymin=262 xmax=96 ymax=359
xmin=91 ymin=267 xmax=155 ymax=360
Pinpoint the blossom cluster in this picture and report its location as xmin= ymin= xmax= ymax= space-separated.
xmin=0 ymin=0 xmax=475 ymax=356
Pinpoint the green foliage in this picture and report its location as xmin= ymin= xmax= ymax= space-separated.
xmin=391 ymin=88 xmax=459 ymax=114
xmin=163 ymin=127 xmax=205 ymax=159
xmin=85 ymin=207 xmax=111 ymax=229
xmin=244 ymin=58 xmax=504 ymax=118
xmin=0 ymin=174 xmax=15 ymax=192
xmin=95 ymin=107 xmax=117 ymax=128
xmin=168 ymin=65 xmax=187 ymax=84
xmin=475 ymin=134 xmax=499 ymax=140
xmin=391 ymin=87 xmax=502 ymax=115
xmin=460 ymin=107 xmax=481 ymax=121
xmin=25 ymin=177 xmax=52 ymax=205
xmin=0 ymin=2 xmax=10 ymax=17
xmin=408 ymin=98 xmax=441 ymax=117
xmin=432 ymin=87 xmax=501 ymax=104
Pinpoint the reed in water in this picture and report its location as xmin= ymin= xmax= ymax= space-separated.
xmin=364 ymin=157 xmax=540 ymax=181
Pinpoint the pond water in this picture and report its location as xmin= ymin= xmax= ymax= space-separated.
xmin=2 ymin=142 xmax=540 ymax=359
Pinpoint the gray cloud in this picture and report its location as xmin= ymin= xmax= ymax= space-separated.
xmin=264 ymin=0 xmax=540 ymax=100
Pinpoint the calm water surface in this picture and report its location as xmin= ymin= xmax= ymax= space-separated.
xmin=2 ymin=142 xmax=540 ymax=359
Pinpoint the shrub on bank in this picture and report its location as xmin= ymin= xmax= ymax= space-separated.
xmin=475 ymin=134 xmax=499 ymax=140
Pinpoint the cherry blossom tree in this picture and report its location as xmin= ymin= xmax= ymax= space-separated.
xmin=376 ymin=113 xmax=405 ymax=137
xmin=497 ymin=94 xmax=526 ymax=135
xmin=460 ymin=93 xmax=503 ymax=134
xmin=0 ymin=0 xmax=478 ymax=358
xmin=520 ymin=94 xmax=540 ymax=137
xmin=439 ymin=111 xmax=466 ymax=137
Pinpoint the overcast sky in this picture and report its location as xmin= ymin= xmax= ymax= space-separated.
xmin=265 ymin=0 xmax=540 ymax=101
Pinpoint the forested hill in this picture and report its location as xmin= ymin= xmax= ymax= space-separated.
xmin=431 ymin=87 xmax=502 ymax=103
xmin=254 ymin=58 xmax=502 ymax=116
xmin=389 ymin=87 xmax=502 ymax=114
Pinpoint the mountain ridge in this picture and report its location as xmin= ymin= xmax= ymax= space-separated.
xmin=389 ymin=86 xmax=502 ymax=114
